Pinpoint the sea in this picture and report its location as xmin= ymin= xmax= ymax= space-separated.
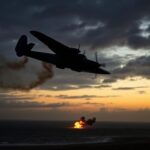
xmin=0 ymin=121 xmax=150 ymax=146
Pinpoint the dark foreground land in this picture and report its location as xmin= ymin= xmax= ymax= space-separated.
xmin=1 ymin=137 xmax=150 ymax=150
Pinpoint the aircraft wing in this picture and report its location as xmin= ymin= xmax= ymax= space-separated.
xmin=85 ymin=67 xmax=110 ymax=74
xmin=30 ymin=31 xmax=70 ymax=54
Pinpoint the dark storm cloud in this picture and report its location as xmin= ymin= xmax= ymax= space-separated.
xmin=54 ymin=94 xmax=118 ymax=100
xmin=115 ymin=56 xmax=150 ymax=78
xmin=26 ymin=0 xmax=150 ymax=50
xmin=55 ymin=94 xmax=99 ymax=100
xmin=0 ymin=0 xmax=150 ymax=92
xmin=41 ymin=0 xmax=150 ymax=50
xmin=82 ymin=102 xmax=103 ymax=105
xmin=138 ymin=90 xmax=146 ymax=94
xmin=0 ymin=99 xmax=70 ymax=109
xmin=113 ymin=86 xmax=147 ymax=91
xmin=103 ymin=55 xmax=150 ymax=83
xmin=43 ymin=54 xmax=150 ymax=91
xmin=0 ymin=94 xmax=33 ymax=101
xmin=46 ymin=84 xmax=112 ymax=91
xmin=1 ymin=0 xmax=150 ymax=50
xmin=113 ymin=87 xmax=138 ymax=90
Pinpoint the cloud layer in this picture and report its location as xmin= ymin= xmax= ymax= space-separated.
xmin=1 ymin=0 xmax=150 ymax=50
xmin=0 ymin=0 xmax=150 ymax=91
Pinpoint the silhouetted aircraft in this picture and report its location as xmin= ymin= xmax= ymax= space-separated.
xmin=15 ymin=31 xmax=110 ymax=74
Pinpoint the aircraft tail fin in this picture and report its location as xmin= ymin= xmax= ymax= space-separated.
xmin=15 ymin=35 xmax=35 ymax=57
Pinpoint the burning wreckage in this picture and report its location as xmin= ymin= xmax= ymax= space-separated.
xmin=73 ymin=116 xmax=96 ymax=129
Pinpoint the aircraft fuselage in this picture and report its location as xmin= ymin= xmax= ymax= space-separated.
xmin=25 ymin=51 xmax=99 ymax=72
xmin=15 ymin=32 xmax=110 ymax=74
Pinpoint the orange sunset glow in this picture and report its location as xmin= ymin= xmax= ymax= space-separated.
xmin=1 ymin=76 xmax=149 ymax=122
xmin=13 ymin=77 xmax=150 ymax=110
xmin=0 ymin=0 xmax=150 ymax=123
xmin=1 ymin=1 xmax=150 ymax=149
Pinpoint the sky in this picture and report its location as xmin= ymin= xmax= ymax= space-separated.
xmin=0 ymin=0 xmax=150 ymax=122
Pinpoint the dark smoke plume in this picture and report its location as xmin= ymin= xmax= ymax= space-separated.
xmin=80 ymin=116 xmax=96 ymax=126
xmin=0 ymin=56 xmax=54 ymax=90
xmin=27 ymin=62 xmax=53 ymax=90
xmin=0 ymin=56 xmax=28 ymax=70
xmin=6 ymin=57 xmax=28 ymax=70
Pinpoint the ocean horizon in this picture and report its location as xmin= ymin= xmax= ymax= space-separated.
xmin=0 ymin=120 xmax=150 ymax=146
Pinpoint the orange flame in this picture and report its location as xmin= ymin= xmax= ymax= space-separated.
xmin=74 ymin=120 xmax=85 ymax=129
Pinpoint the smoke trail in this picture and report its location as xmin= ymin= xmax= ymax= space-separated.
xmin=0 ymin=56 xmax=28 ymax=70
xmin=6 ymin=57 xmax=28 ymax=70
xmin=0 ymin=55 xmax=54 ymax=90
xmin=27 ymin=62 xmax=53 ymax=90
